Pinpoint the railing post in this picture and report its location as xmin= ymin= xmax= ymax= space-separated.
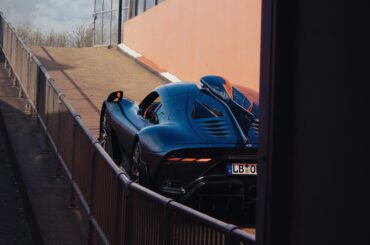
xmin=8 ymin=66 xmax=12 ymax=78
xmin=12 ymin=75 xmax=17 ymax=87
xmin=114 ymin=174 xmax=124 ymax=245
xmin=163 ymin=201 xmax=174 ymax=245
xmin=54 ymin=94 xmax=63 ymax=178
xmin=25 ymin=103 xmax=32 ymax=115
xmin=224 ymin=225 xmax=239 ymax=245
xmin=68 ymin=118 xmax=78 ymax=209
xmin=0 ymin=12 xmax=3 ymax=49
xmin=118 ymin=0 xmax=123 ymax=44
xmin=90 ymin=142 xmax=99 ymax=210
xmin=27 ymin=56 xmax=35 ymax=117
xmin=88 ymin=219 xmax=96 ymax=245
xmin=44 ymin=82 xmax=51 ymax=127
xmin=123 ymin=182 xmax=133 ymax=245
xmin=0 ymin=51 xmax=4 ymax=63
xmin=68 ymin=186 xmax=78 ymax=209
xmin=0 ymin=15 xmax=4 ymax=60
xmin=30 ymin=61 xmax=40 ymax=118
xmin=18 ymin=84 xmax=23 ymax=98
xmin=88 ymin=142 xmax=98 ymax=245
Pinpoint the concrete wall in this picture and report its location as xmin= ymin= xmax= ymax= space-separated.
xmin=123 ymin=0 xmax=261 ymax=91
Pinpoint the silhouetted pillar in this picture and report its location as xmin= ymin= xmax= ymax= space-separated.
xmin=257 ymin=1 xmax=370 ymax=245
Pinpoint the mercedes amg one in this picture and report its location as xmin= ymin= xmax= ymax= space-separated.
xmin=99 ymin=76 xmax=259 ymax=210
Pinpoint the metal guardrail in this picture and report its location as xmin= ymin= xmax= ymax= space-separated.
xmin=93 ymin=0 xmax=130 ymax=46
xmin=0 ymin=13 xmax=255 ymax=245
xmin=129 ymin=0 xmax=165 ymax=18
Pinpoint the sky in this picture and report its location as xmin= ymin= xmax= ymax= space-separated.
xmin=0 ymin=0 xmax=94 ymax=33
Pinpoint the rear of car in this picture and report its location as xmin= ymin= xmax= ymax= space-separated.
xmin=153 ymin=85 xmax=259 ymax=210
xmin=155 ymin=146 xmax=257 ymax=211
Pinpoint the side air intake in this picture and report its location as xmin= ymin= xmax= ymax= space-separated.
xmin=201 ymin=119 xmax=231 ymax=139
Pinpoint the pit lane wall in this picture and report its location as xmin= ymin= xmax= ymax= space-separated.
xmin=1 ymin=12 xmax=255 ymax=245
xmin=123 ymin=0 xmax=261 ymax=91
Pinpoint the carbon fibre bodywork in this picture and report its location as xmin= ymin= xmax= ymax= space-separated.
xmin=99 ymin=76 xmax=259 ymax=210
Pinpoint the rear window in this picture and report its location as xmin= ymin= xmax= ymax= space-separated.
xmin=232 ymin=87 xmax=252 ymax=109
xmin=191 ymin=98 xmax=224 ymax=119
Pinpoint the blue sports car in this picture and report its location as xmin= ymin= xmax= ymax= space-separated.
xmin=99 ymin=76 xmax=259 ymax=210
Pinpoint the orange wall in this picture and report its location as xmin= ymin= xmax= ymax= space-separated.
xmin=123 ymin=0 xmax=261 ymax=91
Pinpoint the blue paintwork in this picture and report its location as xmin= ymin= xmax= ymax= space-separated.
xmin=200 ymin=75 xmax=260 ymax=147
xmin=101 ymin=77 xmax=259 ymax=204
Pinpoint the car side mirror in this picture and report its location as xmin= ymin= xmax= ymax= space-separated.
xmin=107 ymin=91 xmax=123 ymax=103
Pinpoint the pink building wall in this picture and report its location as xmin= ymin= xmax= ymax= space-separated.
xmin=123 ymin=0 xmax=261 ymax=91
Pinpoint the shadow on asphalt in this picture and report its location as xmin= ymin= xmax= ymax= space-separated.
xmin=0 ymin=64 xmax=89 ymax=244
xmin=35 ymin=55 xmax=74 ymax=72
xmin=0 ymin=108 xmax=37 ymax=245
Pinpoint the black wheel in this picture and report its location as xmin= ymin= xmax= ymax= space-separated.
xmin=131 ymin=142 xmax=141 ymax=183
xmin=100 ymin=110 xmax=121 ymax=166
xmin=99 ymin=110 xmax=112 ymax=155
xmin=132 ymin=142 xmax=150 ymax=186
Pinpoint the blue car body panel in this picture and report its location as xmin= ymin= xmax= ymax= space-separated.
xmin=100 ymin=76 xmax=259 ymax=209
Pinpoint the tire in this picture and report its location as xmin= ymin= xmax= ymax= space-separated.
xmin=99 ymin=110 xmax=113 ymax=156
xmin=100 ymin=111 xmax=120 ymax=166
xmin=132 ymin=142 xmax=150 ymax=186
xmin=131 ymin=143 xmax=141 ymax=183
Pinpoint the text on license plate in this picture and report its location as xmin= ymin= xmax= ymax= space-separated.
xmin=227 ymin=163 xmax=257 ymax=175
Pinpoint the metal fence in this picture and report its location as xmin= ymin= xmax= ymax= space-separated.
xmin=129 ymin=0 xmax=165 ymax=18
xmin=92 ymin=0 xmax=166 ymax=46
xmin=0 ymin=13 xmax=255 ymax=245
xmin=93 ymin=0 xmax=130 ymax=46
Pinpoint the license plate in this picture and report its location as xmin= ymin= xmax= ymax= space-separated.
xmin=227 ymin=163 xmax=257 ymax=175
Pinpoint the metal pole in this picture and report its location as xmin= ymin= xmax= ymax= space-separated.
xmin=101 ymin=0 xmax=104 ymax=44
xmin=93 ymin=0 xmax=97 ymax=46
xmin=118 ymin=0 xmax=123 ymax=43
xmin=0 ymin=13 xmax=3 ymax=49
xmin=109 ymin=0 xmax=113 ymax=45
xmin=135 ymin=0 xmax=138 ymax=18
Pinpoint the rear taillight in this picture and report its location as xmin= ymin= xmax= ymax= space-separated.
xmin=195 ymin=158 xmax=212 ymax=163
xmin=167 ymin=157 xmax=182 ymax=162
xmin=166 ymin=157 xmax=212 ymax=163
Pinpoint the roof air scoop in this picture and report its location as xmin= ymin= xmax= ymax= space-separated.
xmin=200 ymin=76 xmax=233 ymax=101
